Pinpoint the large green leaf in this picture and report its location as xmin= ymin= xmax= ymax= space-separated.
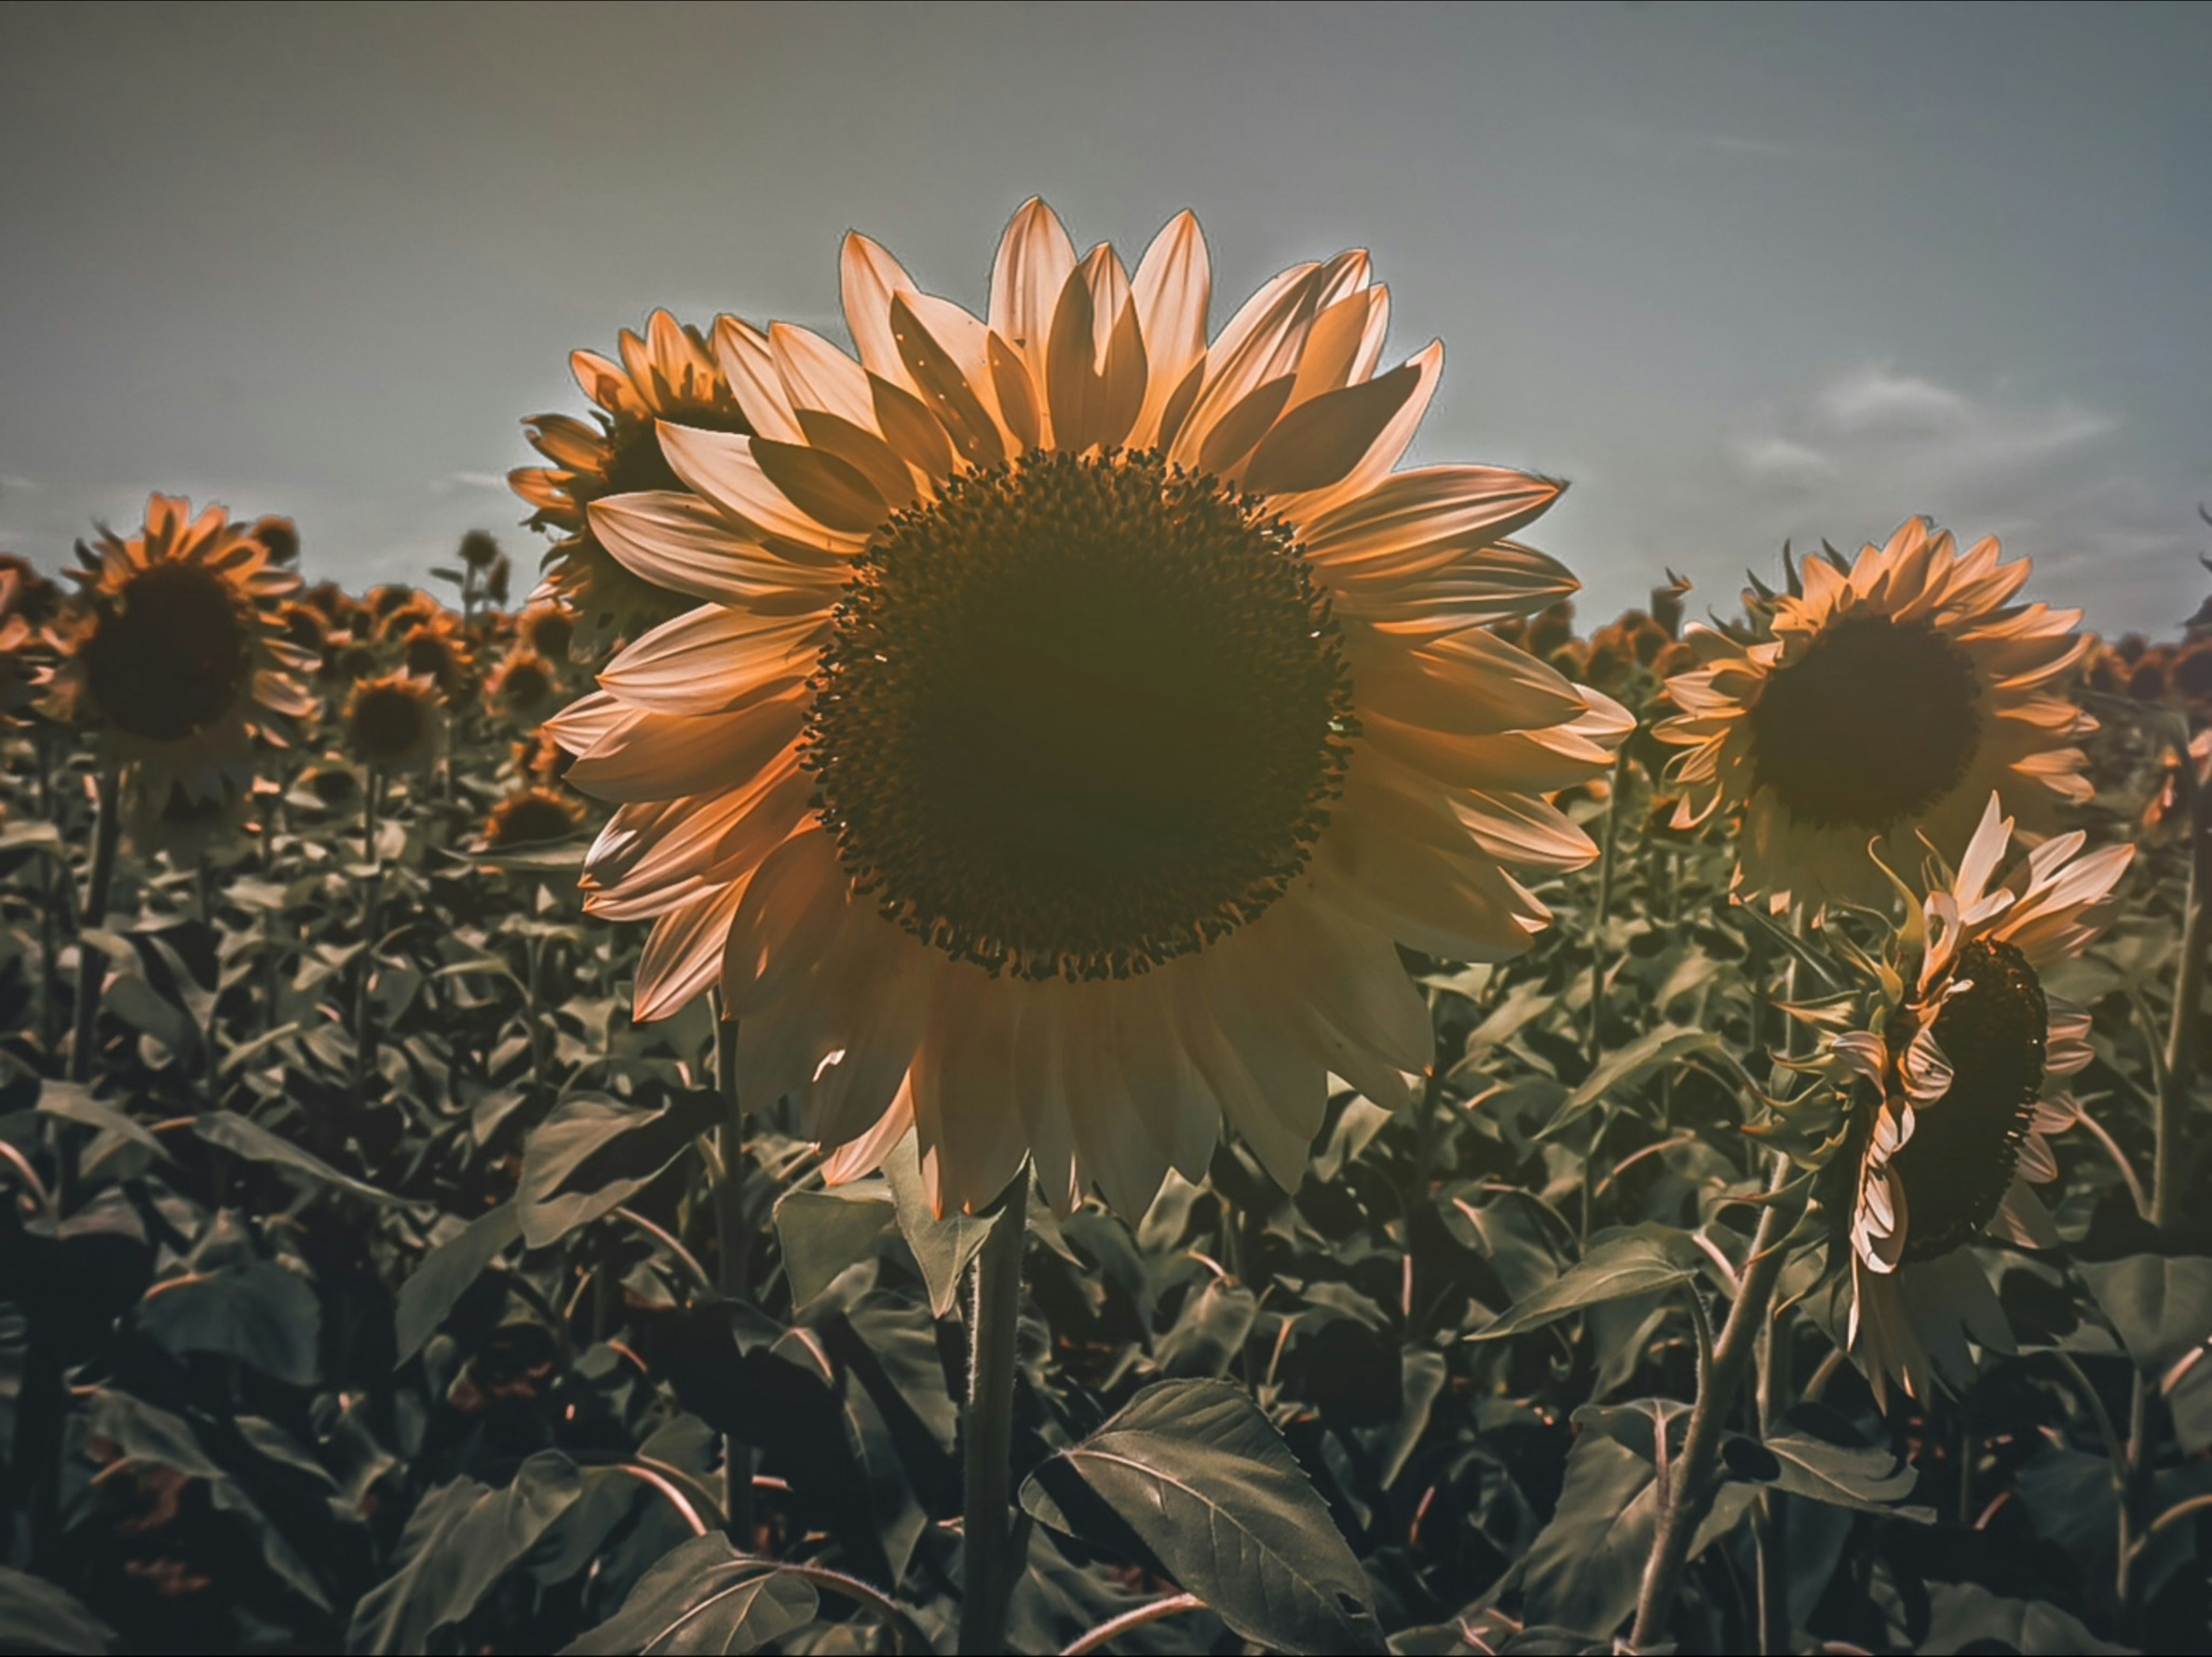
xmin=1756 ymin=1429 xmax=1931 ymax=1519
xmin=518 ymin=1096 xmax=688 ymax=1249
xmin=1467 ymin=1225 xmax=1700 ymax=1342
xmin=1549 ymin=1024 xmax=1721 ymax=1129
xmin=137 ymin=1259 xmax=321 ymax=1386
xmin=346 ymin=1452 xmax=582 ymax=1654
xmin=560 ymin=1534 xmax=818 ymax=1655
xmin=2079 ymin=1254 xmax=2212 ymax=1374
xmin=880 ymin=1130 xmax=999 ymax=1318
xmin=1921 ymin=1582 xmax=2131 ymax=1655
xmin=194 ymin=1111 xmax=405 ymax=1206
xmin=392 ymin=1202 xmax=522 ymax=1363
xmin=1020 ymin=1378 xmax=1384 ymax=1655
xmin=0 ymin=1568 xmax=116 ymax=1654
xmin=773 ymin=1186 xmax=895 ymax=1310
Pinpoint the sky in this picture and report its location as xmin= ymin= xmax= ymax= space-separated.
xmin=2 ymin=1 xmax=2207 ymax=635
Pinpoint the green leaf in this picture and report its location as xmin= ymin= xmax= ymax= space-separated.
xmin=559 ymin=1533 xmax=818 ymax=1655
xmin=0 ymin=1568 xmax=116 ymax=1654
xmin=37 ymin=1082 xmax=169 ymax=1162
xmin=880 ymin=1129 xmax=998 ymax=1319
xmin=1381 ymin=1348 xmax=1448 ymax=1490
xmin=517 ymin=1096 xmax=686 ymax=1249
xmin=1020 ymin=1378 xmax=1384 ymax=1655
xmin=1518 ymin=1429 xmax=1660 ymax=1639
xmin=346 ymin=1453 xmax=582 ymax=1654
xmin=773 ymin=1186 xmax=895 ymax=1310
xmin=1756 ymin=1427 xmax=1931 ymax=1519
xmin=1548 ymin=1024 xmax=1720 ymax=1130
xmin=2079 ymin=1254 xmax=2212 ymax=1374
xmin=1467 ymin=1225 xmax=1699 ymax=1341
xmin=194 ymin=1112 xmax=406 ymax=1206
xmin=1921 ymin=1581 xmax=2131 ymax=1655
xmin=393 ymin=1204 xmax=522 ymax=1364
xmin=137 ymin=1259 xmax=321 ymax=1386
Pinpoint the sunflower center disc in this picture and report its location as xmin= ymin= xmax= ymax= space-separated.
xmin=83 ymin=563 xmax=251 ymax=743
xmin=350 ymin=684 xmax=430 ymax=762
xmin=805 ymin=449 xmax=1355 ymax=980
xmin=1747 ymin=612 xmax=1983 ymax=830
xmin=1889 ymin=939 xmax=2047 ymax=1263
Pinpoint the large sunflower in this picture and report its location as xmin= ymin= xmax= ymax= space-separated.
xmin=548 ymin=200 xmax=1628 ymax=1217
xmin=1833 ymin=793 xmax=2131 ymax=1403
xmin=62 ymin=495 xmax=315 ymax=803
xmin=1657 ymin=519 xmax=2093 ymax=909
xmin=512 ymin=311 xmax=755 ymax=656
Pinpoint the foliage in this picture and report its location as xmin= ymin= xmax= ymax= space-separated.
xmin=0 ymin=560 xmax=2206 ymax=1657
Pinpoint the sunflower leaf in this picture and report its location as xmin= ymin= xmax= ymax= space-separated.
xmin=1466 ymin=1224 xmax=1700 ymax=1341
xmin=558 ymin=1534 xmax=818 ymax=1656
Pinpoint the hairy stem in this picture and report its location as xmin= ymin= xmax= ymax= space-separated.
xmin=959 ymin=1169 xmax=1030 ymax=1656
xmin=1631 ymin=1156 xmax=1797 ymax=1650
xmin=353 ymin=768 xmax=384 ymax=1102
xmin=713 ymin=1003 xmax=757 ymax=1548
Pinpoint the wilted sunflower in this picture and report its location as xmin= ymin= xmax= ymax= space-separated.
xmin=547 ymin=199 xmax=1628 ymax=1217
xmin=484 ymin=647 xmax=561 ymax=725
xmin=1658 ymin=520 xmax=2094 ymax=910
xmin=342 ymin=672 xmax=445 ymax=773
xmin=485 ymin=785 xmax=584 ymax=848
xmin=512 ymin=311 xmax=755 ymax=656
xmin=1832 ymin=794 xmax=2131 ymax=1403
xmin=61 ymin=495 xmax=315 ymax=803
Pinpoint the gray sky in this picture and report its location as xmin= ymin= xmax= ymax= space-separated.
xmin=3 ymin=1 xmax=2207 ymax=635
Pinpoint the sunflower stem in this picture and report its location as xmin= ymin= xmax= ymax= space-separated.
xmin=1631 ymin=1155 xmax=1797 ymax=1651
xmin=959 ymin=1167 xmax=1029 ymax=1656
xmin=1588 ymin=737 xmax=1634 ymax=1062
xmin=68 ymin=765 xmax=122 ymax=1084
xmin=711 ymin=1000 xmax=757 ymax=1549
xmin=354 ymin=767 xmax=384 ymax=1102
xmin=2154 ymin=762 xmax=2212 ymax=1229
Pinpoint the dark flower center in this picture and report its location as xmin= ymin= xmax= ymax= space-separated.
xmin=349 ymin=683 xmax=430 ymax=762
xmin=499 ymin=657 xmax=554 ymax=709
xmin=83 ymin=563 xmax=251 ymax=742
xmin=488 ymin=790 xmax=578 ymax=847
xmin=1747 ymin=612 xmax=1983 ymax=831
xmin=805 ymin=449 xmax=1355 ymax=981
xmin=1889 ymin=938 xmax=2048 ymax=1263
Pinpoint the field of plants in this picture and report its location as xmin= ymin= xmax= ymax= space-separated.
xmin=2 ymin=215 xmax=2209 ymax=1657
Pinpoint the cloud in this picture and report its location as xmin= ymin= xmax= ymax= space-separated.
xmin=1730 ymin=435 xmax=1833 ymax=482
xmin=1816 ymin=365 xmax=1968 ymax=434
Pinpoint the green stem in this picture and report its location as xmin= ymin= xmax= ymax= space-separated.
xmin=2155 ymin=764 xmax=2212 ymax=1229
xmin=354 ymin=768 xmax=384 ymax=1102
xmin=69 ymin=766 xmax=122 ymax=1084
xmin=959 ymin=1169 xmax=1030 ymax=1656
xmin=712 ymin=1004 xmax=757 ymax=1548
xmin=1588 ymin=738 xmax=1634 ymax=1062
xmin=1631 ymin=1157 xmax=1797 ymax=1650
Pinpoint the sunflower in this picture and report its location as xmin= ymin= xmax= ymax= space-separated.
xmin=485 ymin=785 xmax=584 ymax=849
xmin=546 ymin=199 xmax=1627 ymax=1217
xmin=512 ymin=311 xmax=755 ymax=657
xmin=61 ymin=495 xmax=315 ymax=804
xmin=1658 ymin=520 xmax=2094 ymax=910
xmin=342 ymin=672 xmax=445 ymax=773
xmin=484 ymin=647 xmax=562 ymax=726
xmin=1833 ymin=793 xmax=2131 ymax=1403
xmin=516 ymin=601 xmax=577 ymax=663
xmin=396 ymin=612 xmax=476 ymax=698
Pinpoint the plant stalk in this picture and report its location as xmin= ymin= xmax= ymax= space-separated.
xmin=354 ymin=768 xmax=384 ymax=1102
xmin=68 ymin=766 xmax=121 ymax=1083
xmin=712 ymin=1004 xmax=757 ymax=1548
xmin=1631 ymin=1156 xmax=1797 ymax=1650
xmin=959 ymin=1168 xmax=1030 ymax=1656
xmin=1588 ymin=738 xmax=1634 ymax=1062
xmin=2155 ymin=763 xmax=2212 ymax=1229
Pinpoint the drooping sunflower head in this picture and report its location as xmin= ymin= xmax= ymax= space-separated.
xmin=62 ymin=495 xmax=315 ymax=800
xmin=545 ymin=199 xmax=1628 ymax=1216
xmin=512 ymin=311 xmax=755 ymax=657
xmin=485 ymin=785 xmax=584 ymax=849
xmin=342 ymin=672 xmax=445 ymax=773
xmin=1834 ymin=793 xmax=2131 ymax=1402
xmin=485 ymin=647 xmax=561 ymax=727
xmin=1658 ymin=520 xmax=2094 ymax=911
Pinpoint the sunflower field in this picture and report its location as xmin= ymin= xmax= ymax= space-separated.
xmin=1 ymin=205 xmax=2209 ymax=1657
